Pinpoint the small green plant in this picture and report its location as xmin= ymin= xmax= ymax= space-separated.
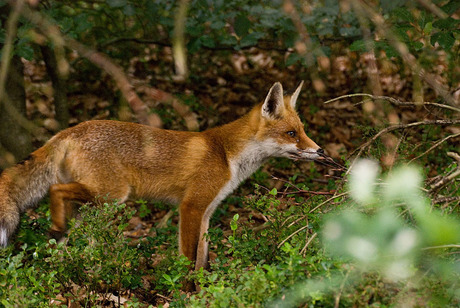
xmin=135 ymin=199 xmax=152 ymax=219
xmin=270 ymin=160 xmax=460 ymax=307
xmin=0 ymin=201 xmax=148 ymax=306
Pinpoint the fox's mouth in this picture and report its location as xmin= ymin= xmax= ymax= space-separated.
xmin=288 ymin=150 xmax=319 ymax=161
xmin=289 ymin=150 xmax=347 ymax=172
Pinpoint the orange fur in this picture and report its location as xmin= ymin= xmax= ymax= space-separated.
xmin=0 ymin=82 xmax=321 ymax=269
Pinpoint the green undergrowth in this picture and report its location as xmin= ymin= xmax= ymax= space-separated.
xmin=0 ymin=161 xmax=459 ymax=307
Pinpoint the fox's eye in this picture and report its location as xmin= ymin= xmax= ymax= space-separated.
xmin=287 ymin=131 xmax=296 ymax=138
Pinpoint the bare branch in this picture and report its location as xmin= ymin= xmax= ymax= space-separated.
xmin=144 ymin=88 xmax=199 ymax=131
xmin=353 ymin=0 xmax=458 ymax=106
xmin=283 ymin=0 xmax=326 ymax=93
xmin=352 ymin=120 xmax=460 ymax=161
xmin=17 ymin=3 xmax=153 ymax=126
xmin=324 ymin=93 xmax=460 ymax=113
xmin=429 ymin=152 xmax=460 ymax=193
xmin=0 ymin=0 xmax=23 ymax=108
xmin=409 ymin=133 xmax=460 ymax=164
xmin=172 ymin=0 xmax=189 ymax=80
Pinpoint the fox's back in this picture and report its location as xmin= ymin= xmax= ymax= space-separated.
xmin=48 ymin=120 xmax=219 ymax=202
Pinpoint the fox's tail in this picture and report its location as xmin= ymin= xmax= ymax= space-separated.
xmin=0 ymin=146 xmax=57 ymax=246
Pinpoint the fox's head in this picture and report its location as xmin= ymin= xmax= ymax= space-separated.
xmin=257 ymin=82 xmax=323 ymax=161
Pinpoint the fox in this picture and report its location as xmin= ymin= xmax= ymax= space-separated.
xmin=0 ymin=81 xmax=323 ymax=269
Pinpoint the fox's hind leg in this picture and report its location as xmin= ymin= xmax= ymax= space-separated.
xmin=49 ymin=182 xmax=93 ymax=240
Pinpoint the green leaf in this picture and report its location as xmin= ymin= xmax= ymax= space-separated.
xmin=220 ymin=35 xmax=238 ymax=47
xmin=106 ymin=0 xmax=127 ymax=8
xmin=376 ymin=41 xmax=399 ymax=58
xmin=285 ymin=53 xmax=301 ymax=66
xmin=349 ymin=39 xmax=367 ymax=52
xmin=431 ymin=31 xmax=455 ymax=50
xmin=210 ymin=20 xmax=226 ymax=30
xmin=380 ymin=0 xmax=408 ymax=13
xmin=441 ymin=0 xmax=460 ymax=15
xmin=235 ymin=15 xmax=251 ymax=37
xmin=411 ymin=41 xmax=424 ymax=51
xmin=339 ymin=26 xmax=360 ymax=37
xmin=15 ymin=42 xmax=34 ymax=60
xmin=393 ymin=7 xmax=415 ymax=23
xmin=239 ymin=32 xmax=264 ymax=47
xmin=200 ymin=35 xmax=216 ymax=48
xmin=418 ymin=212 xmax=460 ymax=246
xmin=423 ymin=22 xmax=433 ymax=35
xmin=433 ymin=17 xmax=460 ymax=30
xmin=123 ymin=4 xmax=136 ymax=16
xmin=269 ymin=188 xmax=278 ymax=196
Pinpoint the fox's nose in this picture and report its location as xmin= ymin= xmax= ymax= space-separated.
xmin=317 ymin=148 xmax=324 ymax=154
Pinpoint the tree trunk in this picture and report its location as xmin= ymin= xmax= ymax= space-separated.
xmin=0 ymin=55 xmax=33 ymax=166
xmin=40 ymin=44 xmax=69 ymax=129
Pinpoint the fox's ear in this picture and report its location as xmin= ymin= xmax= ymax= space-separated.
xmin=262 ymin=82 xmax=284 ymax=120
xmin=289 ymin=81 xmax=304 ymax=109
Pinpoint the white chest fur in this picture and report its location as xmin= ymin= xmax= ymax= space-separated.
xmin=203 ymin=139 xmax=279 ymax=219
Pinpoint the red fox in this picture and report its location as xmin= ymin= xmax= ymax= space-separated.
xmin=0 ymin=82 xmax=322 ymax=269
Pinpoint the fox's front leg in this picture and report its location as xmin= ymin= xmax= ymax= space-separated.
xmin=179 ymin=200 xmax=210 ymax=270
xmin=179 ymin=191 xmax=223 ymax=270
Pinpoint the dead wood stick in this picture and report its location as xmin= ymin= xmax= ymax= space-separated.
xmin=409 ymin=133 xmax=460 ymax=164
xmin=145 ymin=88 xmax=199 ymax=131
xmin=352 ymin=120 xmax=460 ymax=162
xmin=429 ymin=152 xmax=460 ymax=193
xmin=324 ymin=93 xmax=460 ymax=113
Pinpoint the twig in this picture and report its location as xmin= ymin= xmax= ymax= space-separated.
xmin=300 ymin=232 xmax=317 ymax=256
xmin=0 ymin=1 xmax=43 ymax=137
xmin=352 ymin=120 xmax=460 ymax=161
xmin=101 ymin=37 xmax=290 ymax=52
xmin=353 ymin=1 xmax=458 ymax=106
xmin=172 ymin=0 xmax=189 ymax=80
xmin=277 ymin=225 xmax=309 ymax=249
xmin=429 ymin=152 xmax=460 ymax=193
xmin=279 ymin=190 xmax=334 ymax=196
xmin=323 ymin=93 xmax=460 ymax=113
xmin=388 ymin=132 xmax=406 ymax=171
xmin=309 ymin=192 xmax=349 ymax=213
xmin=0 ymin=0 xmax=23 ymax=108
xmin=157 ymin=209 xmax=175 ymax=229
xmin=280 ymin=215 xmax=304 ymax=228
xmin=409 ymin=133 xmax=460 ymax=164
xmin=156 ymin=293 xmax=172 ymax=301
xmin=432 ymin=196 xmax=460 ymax=205
xmin=421 ymin=244 xmax=460 ymax=250
xmin=334 ymin=269 xmax=351 ymax=308
xmin=416 ymin=0 xmax=448 ymax=19
xmin=283 ymin=0 xmax=325 ymax=93
xmin=18 ymin=4 xmax=153 ymax=126
xmin=143 ymin=87 xmax=199 ymax=131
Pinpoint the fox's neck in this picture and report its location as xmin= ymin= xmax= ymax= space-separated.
xmin=206 ymin=104 xmax=272 ymax=183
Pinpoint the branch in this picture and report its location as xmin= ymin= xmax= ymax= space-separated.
xmin=0 ymin=0 xmax=23 ymax=109
xmin=429 ymin=152 xmax=460 ymax=193
xmin=324 ymin=93 xmax=460 ymax=113
xmin=17 ymin=3 xmax=154 ymax=126
xmin=172 ymin=0 xmax=189 ymax=80
xmin=0 ymin=1 xmax=42 ymax=137
xmin=352 ymin=120 xmax=460 ymax=160
xmin=101 ymin=37 xmax=290 ymax=52
xmin=409 ymin=132 xmax=460 ymax=163
xmin=353 ymin=0 xmax=458 ymax=106
xmin=64 ymin=38 xmax=153 ymax=126
xmin=283 ymin=0 xmax=326 ymax=93
xmin=143 ymin=87 xmax=199 ymax=131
